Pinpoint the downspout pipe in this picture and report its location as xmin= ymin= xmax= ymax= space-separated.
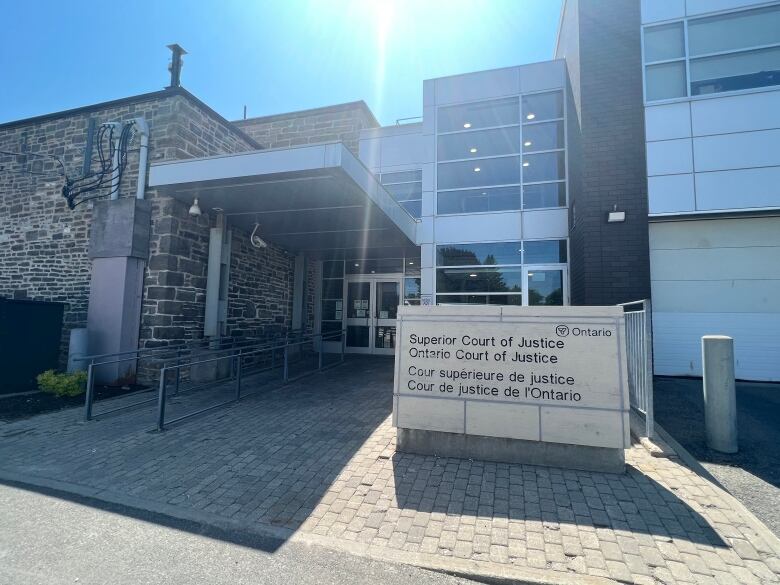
xmin=133 ymin=117 xmax=150 ymax=200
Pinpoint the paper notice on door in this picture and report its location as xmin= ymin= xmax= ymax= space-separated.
xmin=335 ymin=301 xmax=343 ymax=310
xmin=354 ymin=300 xmax=361 ymax=310
xmin=379 ymin=311 xmax=389 ymax=319
xmin=361 ymin=300 xmax=368 ymax=309
xmin=357 ymin=309 xmax=366 ymax=317
xmin=335 ymin=311 xmax=343 ymax=320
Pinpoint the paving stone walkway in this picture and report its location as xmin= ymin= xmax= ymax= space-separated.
xmin=1 ymin=357 xmax=778 ymax=584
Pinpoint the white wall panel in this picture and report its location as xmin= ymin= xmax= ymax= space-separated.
xmin=641 ymin=0 xmax=685 ymax=23
xmin=380 ymin=132 xmax=426 ymax=168
xmin=434 ymin=212 xmax=523 ymax=244
xmin=695 ymin=167 xmax=780 ymax=210
xmin=650 ymin=216 xmax=780 ymax=248
xmin=358 ymin=137 xmax=381 ymax=171
xmin=651 ymin=279 xmax=780 ymax=313
xmin=645 ymin=102 xmax=691 ymax=141
xmin=651 ymin=247 xmax=780 ymax=281
xmin=652 ymin=312 xmax=780 ymax=381
xmin=517 ymin=60 xmax=566 ymax=94
xmin=691 ymin=90 xmax=780 ymax=136
xmin=686 ymin=0 xmax=771 ymax=17
xmin=694 ymin=129 xmax=780 ymax=172
xmin=647 ymin=139 xmax=693 ymax=176
xmin=435 ymin=67 xmax=520 ymax=106
xmin=648 ymin=174 xmax=696 ymax=214
xmin=521 ymin=208 xmax=569 ymax=239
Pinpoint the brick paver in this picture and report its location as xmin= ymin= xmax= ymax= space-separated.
xmin=1 ymin=357 xmax=778 ymax=584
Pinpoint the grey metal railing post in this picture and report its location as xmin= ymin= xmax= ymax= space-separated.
xmin=318 ymin=334 xmax=323 ymax=371
xmin=283 ymin=346 xmax=289 ymax=382
xmin=341 ymin=330 xmax=346 ymax=363
xmin=84 ymin=361 xmax=95 ymax=421
xmin=174 ymin=348 xmax=182 ymax=395
xmin=157 ymin=367 xmax=167 ymax=431
xmin=644 ymin=300 xmax=655 ymax=438
xmin=235 ymin=353 xmax=242 ymax=400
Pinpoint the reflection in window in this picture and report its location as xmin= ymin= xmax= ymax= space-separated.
xmin=404 ymin=277 xmax=421 ymax=305
xmin=320 ymin=260 xmax=344 ymax=341
xmin=522 ymin=151 xmax=565 ymax=183
xmin=438 ymin=97 xmax=520 ymax=133
xmin=644 ymin=22 xmax=685 ymax=62
xmin=436 ymin=242 xmax=522 ymax=267
xmin=645 ymin=62 xmax=687 ymax=100
xmin=522 ymin=92 xmax=563 ymax=122
xmin=522 ymin=121 xmax=564 ymax=153
xmin=438 ymin=156 xmax=521 ymax=190
xmin=380 ymin=170 xmax=422 ymax=219
xmin=523 ymin=182 xmax=566 ymax=209
xmin=691 ymin=47 xmax=780 ymax=95
xmin=437 ymin=267 xmax=523 ymax=294
xmin=437 ymin=186 xmax=522 ymax=214
xmin=527 ymin=269 xmax=564 ymax=306
xmin=688 ymin=5 xmax=780 ymax=57
xmin=437 ymin=294 xmax=523 ymax=306
xmin=523 ymin=240 xmax=567 ymax=264
xmin=437 ymin=127 xmax=521 ymax=161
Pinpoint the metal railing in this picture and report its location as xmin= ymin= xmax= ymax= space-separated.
xmin=81 ymin=332 xmax=301 ymax=421
xmin=618 ymin=299 xmax=654 ymax=438
xmin=155 ymin=328 xmax=346 ymax=431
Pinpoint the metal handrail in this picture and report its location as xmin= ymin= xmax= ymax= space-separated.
xmin=83 ymin=330 xmax=307 ymax=420
xmin=617 ymin=299 xmax=654 ymax=439
xmin=156 ymin=329 xmax=346 ymax=431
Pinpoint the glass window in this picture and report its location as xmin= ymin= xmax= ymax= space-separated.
xmin=645 ymin=61 xmax=687 ymax=100
xmin=644 ymin=22 xmax=685 ymax=62
xmin=527 ymin=269 xmax=564 ymax=306
xmin=322 ymin=260 xmax=344 ymax=278
xmin=322 ymin=279 xmax=343 ymax=299
xmin=346 ymin=258 xmax=404 ymax=275
xmin=437 ymin=242 xmax=522 ymax=267
xmin=400 ymin=200 xmax=422 ymax=217
xmin=380 ymin=170 xmax=422 ymax=183
xmin=523 ymin=240 xmax=567 ymax=264
xmin=522 ymin=121 xmax=564 ymax=152
xmin=523 ymin=182 xmax=566 ymax=209
xmin=437 ymin=267 xmax=523 ymax=294
xmin=522 ymin=151 xmax=565 ymax=183
xmin=690 ymin=47 xmax=780 ymax=95
xmin=321 ymin=321 xmax=343 ymax=341
xmin=438 ymin=156 xmax=521 ymax=190
xmin=437 ymin=127 xmax=521 ymax=161
xmin=437 ymin=294 xmax=523 ymax=306
xmin=383 ymin=182 xmax=422 ymax=201
xmin=437 ymin=97 xmax=520 ymax=133
xmin=404 ymin=277 xmax=421 ymax=305
xmin=688 ymin=5 xmax=780 ymax=57
xmin=522 ymin=92 xmax=563 ymax=123
xmin=437 ymin=186 xmax=522 ymax=214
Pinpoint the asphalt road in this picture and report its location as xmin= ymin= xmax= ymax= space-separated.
xmin=654 ymin=376 xmax=780 ymax=536
xmin=0 ymin=483 xmax=476 ymax=585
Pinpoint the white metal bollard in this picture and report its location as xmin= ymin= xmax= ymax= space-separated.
xmin=702 ymin=335 xmax=738 ymax=453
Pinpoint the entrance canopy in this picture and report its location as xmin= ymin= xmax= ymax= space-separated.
xmin=148 ymin=143 xmax=419 ymax=260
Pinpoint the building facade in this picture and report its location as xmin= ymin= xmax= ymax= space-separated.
xmin=1 ymin=1 xmax=777 ymax=382
xmin=641 ymin=0 xmax=780 ymax=381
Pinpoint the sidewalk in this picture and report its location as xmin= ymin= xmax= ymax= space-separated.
xmin=1 ymin=357 xmax=778 ymax=584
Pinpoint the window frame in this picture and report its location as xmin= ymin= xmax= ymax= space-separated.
xmin=379 ymin=169 xmax=423 ymax=219
xmin=642 ymin=3 xmax=780 ymax=104
xmin=434 ymin=89 xmax=568 ymax=216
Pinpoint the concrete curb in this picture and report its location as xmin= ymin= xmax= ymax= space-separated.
xmin=0 ymin=469 xmax=617 ymax=585
xmin=652 ymin=421 xmax=780 ymax=558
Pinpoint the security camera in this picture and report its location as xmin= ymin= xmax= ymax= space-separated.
xmin=188 ymin=198 xmax=202 ymax=217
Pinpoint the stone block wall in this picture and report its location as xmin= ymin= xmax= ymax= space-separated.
xmin=0 ymin=88 xmax=300 ymax=370
xmin=234 ymin=101 xmax=379 ymax=155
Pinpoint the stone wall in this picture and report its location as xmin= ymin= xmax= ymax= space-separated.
xmin=234 ymin=101 xmax=379 ymax=155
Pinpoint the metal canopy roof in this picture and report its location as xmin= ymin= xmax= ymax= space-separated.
xmin=148 ymin=143 xmax=419 ymax=260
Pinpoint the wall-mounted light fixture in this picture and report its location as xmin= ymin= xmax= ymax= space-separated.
xmin=607 ymin=204 xmax=625 ymax=223
xmin=188 ymin=198 xmax=202 ymax=217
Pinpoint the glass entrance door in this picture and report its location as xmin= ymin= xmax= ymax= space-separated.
xmin=523 ymin=267 xmax=566 ymax=306
xmin=345 ymin=278 xmax=401 ymax=354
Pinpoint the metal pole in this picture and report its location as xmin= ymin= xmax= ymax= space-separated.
xmin=157 ymin=367 xmax=167 ymax=432
xmin=318 ymin=334 xmax=323 ymax=371
xmin=283 ymin=346 xmax=289 ymax=382
xmin=644 ymin=300 xmax=655 ymax=439
xmin=341 ymin=330 xmax=346 ymax=363
xmin=235 ymin=353 xmax=242 ymax=401
xmin=84 ymin=361 xmax=95 ymax=421
xmin=174 ymin=348 xmax=182 ymax=395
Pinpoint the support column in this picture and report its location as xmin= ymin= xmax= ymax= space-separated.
xmin=86 ymin=198 xmax=151 ymax=384
xmin=291 ymin=254 xmax=306 ymax=332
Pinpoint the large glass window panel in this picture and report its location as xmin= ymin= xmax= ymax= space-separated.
xmin=437 ymin=186 xmax=522 ymax=214
xmin=383 ymin=182 xmax=422 ymax=201
xmin=380 ymin=170 xmax=422 ymax=183
xmin=522 ymin=151 xmax=565 ymax=183
xmin=644 ymin=22 xmax=685 ymax=62
xmin=322 ymin=279 xmax=343 ymax=299
xmin=438 ymin=156 xmax=521 ymax=189
xmin=321 ymin=300 xmax=342 ymax=321
xmin=437 ymin=97 xmax=520 ymax=133
xmin=322 ymin=260 xmax=344 ymax=278
xmin=375 ymin=281 xmax=400 ymax=319
xmin=437 ymin=267 xmax=523 ymax=293
xmin=690 ymin=47 xmax=780 ymax=95
xmin=321 ymin=321 xmax=343 ymax=341
xmin=400 ymin=200 xmax=422 ymax=218
xmin=346 ymin=258 xmax=404 ymax=275
xmin=346 ymin=325 xmax=369 ymax=347
xmin=522 ymin=92 xmax=563 ymax=122
xmin=646 ymin=61 xmax=687 ymax=100
xmin=404 ymin=277 xmax=421 ymax=304
xmin=522 ymin=121 xmax=564 ymax=152
xmin=346 ymin=282 xmax=371 ymax=318
xmin=523 ymin=240 xmax=567 ymax=264
xmin=437 ymin=242 xmax=522 ymax=267
xmin=688 ymin=5 xmax=780 ymax=57
xmin=437 ymin=127 xmax=521 ymax=161
xmin=523 ymin=182 xmax=566 ymax=209
xmin=437 ymin=294 xmax=523 ymax=306
xmin=527 ymin=269 xmax=564 ymax=306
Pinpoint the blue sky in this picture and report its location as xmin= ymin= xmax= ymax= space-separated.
xmin=0 ymin=0 xmax=562 ymax=126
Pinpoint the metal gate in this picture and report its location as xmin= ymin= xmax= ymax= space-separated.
xmin=618 ymin=300 xmax=654 ymax=438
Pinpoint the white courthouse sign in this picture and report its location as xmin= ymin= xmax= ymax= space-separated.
xmin=392 ymin=305 xmax=630 ymax=451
